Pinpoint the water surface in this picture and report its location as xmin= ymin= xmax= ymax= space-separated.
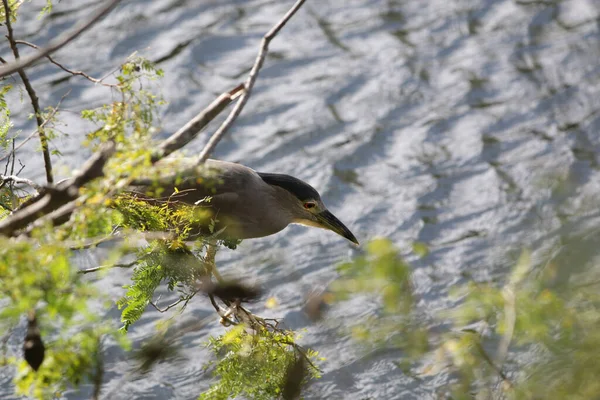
xmin=2 ymin=0 xmax=600 ymax=398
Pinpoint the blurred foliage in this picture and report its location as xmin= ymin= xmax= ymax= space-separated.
xmin=40 ymin=1 xmax=54 ymax=17
xmin=332 ymin=239 xmax=429 ymax=358
xmin=200 ymin=325 xmax=321 ymax=400
xmin=332 ymin=234 xmax=600 ymax=399
xmin=0 ymin=85 xmax=13 ymax=149
xmin=0 ymin=0 xmax=23 ymax=23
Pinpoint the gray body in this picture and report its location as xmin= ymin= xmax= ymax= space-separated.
xmin=129 ymin=159 xmax=358 ymax=244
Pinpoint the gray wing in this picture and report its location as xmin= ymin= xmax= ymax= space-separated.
xmin=126 ymin=159 xmax=256 ymax=238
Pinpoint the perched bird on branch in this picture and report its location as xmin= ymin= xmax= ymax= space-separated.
xmin=129 ymin=159 xmax=358 ymax=245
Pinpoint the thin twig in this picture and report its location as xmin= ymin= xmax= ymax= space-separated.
xmin=570 ymin=278 xmax=600 ymax=289
xmin=67 ymin=230 xmax=176 ymax=250
xmin=149 ymin=298 xmax=182 ymax=313
xmin=15 ymin=159 xmax=24 ymax=176
xmin=14 ymin=40 xmax=117 ymax=87
xmin=2 ymin=0 xmax=53 ymax=183
xmin=2 ymin=141 xmax=10 ymax=176
xmin=179 ymin=289 xmax=199 ymax=311
xmin=286 ymin=340 xmax=320 ymax=373
xmin=151 ymin=84 xmax=244 ymax=163
xmin=495 ymin=286 xmax=516 ymax=370
xmin=69 ymin=227 xmax=122 ymax=250
xmin=228 ymin=302 xmax=321 ymax=373
xmin=0 ymin=323 xmax=14 ymax=364
xmin=0 ymin=142 xmax=115 ymax=236
xmin=0 ymin=174 xmax=41 ymax=191
xmin=0 ymin=90 xmax=71 ymax=163
xmin=205 ymin=240 xmax=223 ymax=282
xmin=208 ymin=294 xmax=237 ymax=326
xmin=195 ymin=0 xmax=307 ymax=165
xmin=475 ymin=341 xmax=513 ymax=389
xmin=8 ymin=138 xmax=15 ymax=208
xmin=149 ymin=290 xmax=199 ymax=313
xmin=24 ymin=199 xmax=78 ymax=233
xmin=128 ymin=3 xmax=305 ymax=182
xmin=91 ymin=338 xmax=104 ymax=400
xmin=78 ymin=260 xmax=137 ymax=275
xmin=208 ymin=293 xmax=222 ymax=314
xmin=0 ymin=0 xmax=122 ymax=79
xmin=0 ymin=146 xmax=39 ymax=209
xmin=202 ymin=241 xmax=318 ymax=371
xmin=10 ymin=145 xmax=14 ymax=178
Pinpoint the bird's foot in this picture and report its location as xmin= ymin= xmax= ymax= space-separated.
xmin=217 ymin=300 xmax=267 ymax=329
xmin=217 ymin=299 xmax=241 ymax=327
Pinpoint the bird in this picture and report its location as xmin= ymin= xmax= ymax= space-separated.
xmin=128 ymin=159 xmax=358 ymax=245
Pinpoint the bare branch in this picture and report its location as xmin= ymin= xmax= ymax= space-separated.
xmin=2 ymin=0 xmax=53 ymax=183
xmin=149 ymin=298 xmax=182 ymax=313
xmin=570 ymin=278 xmax=600 ymax=289
xmin=23 ymin=199 xmax=78 ymax=234
xmin=79 ymin=260 xmax=137 ymax=275
xmin=0 ymin=323 xmax=14 ymax=362
xmin=150 ymin=289 xmax=199 ymax=313
xmin=196 ymin=0 xmax=307 ymax=165
xmin=151 ymin=84 xmax=244 ymax=163
xmin=14 ymin=40 xmax=117 ymax=87
xmin=495 ymin=287 xmax=516 ymax=369
xmin=475 ymin=340 xmax=513 ymax=389
xmin=123 ymin=0 xmax=305 ymax=178
xmin=68 ymin=230 xmax=176 ymax=251
xmin=0 ymin=0 xmax=122 ymax=79
xmin=65 ymin=143 xmax=117 ymax=188
xmin=68 ymin=228 xmax=121 ymax=249
xmin=0 ymin=174 xmax=41 ymax=192
xmin=91 ymin=338 xmax=104 ymax=400
xmin=204 ymin=240 xmax=224 ymax=282
xmin=0 ymin=142 xmax=115 ymax=237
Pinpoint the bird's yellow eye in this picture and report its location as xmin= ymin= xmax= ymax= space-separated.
xmin=303 ymin=202 xmax=316 ymax=210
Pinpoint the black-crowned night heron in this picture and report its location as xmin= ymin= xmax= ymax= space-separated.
xmin=129 ymin=159 xmax=359 ymax=245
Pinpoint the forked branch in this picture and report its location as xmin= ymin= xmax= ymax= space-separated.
xmin=2 ymin=0 xmax=53 ymax=183
xmin=0 ymin=142 xmax=116 ymax=236
xmin=151 ymin=84 xmax=244 ymax=163
xmin=196 ymin=0 xmax=307 ymax=165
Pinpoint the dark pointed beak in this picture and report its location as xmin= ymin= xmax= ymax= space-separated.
xmin=317 ymin=209 xmax=359 ymax=245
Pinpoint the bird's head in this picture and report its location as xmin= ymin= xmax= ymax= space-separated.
xmin=258 ymin=172 xmax=359 ymax=245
